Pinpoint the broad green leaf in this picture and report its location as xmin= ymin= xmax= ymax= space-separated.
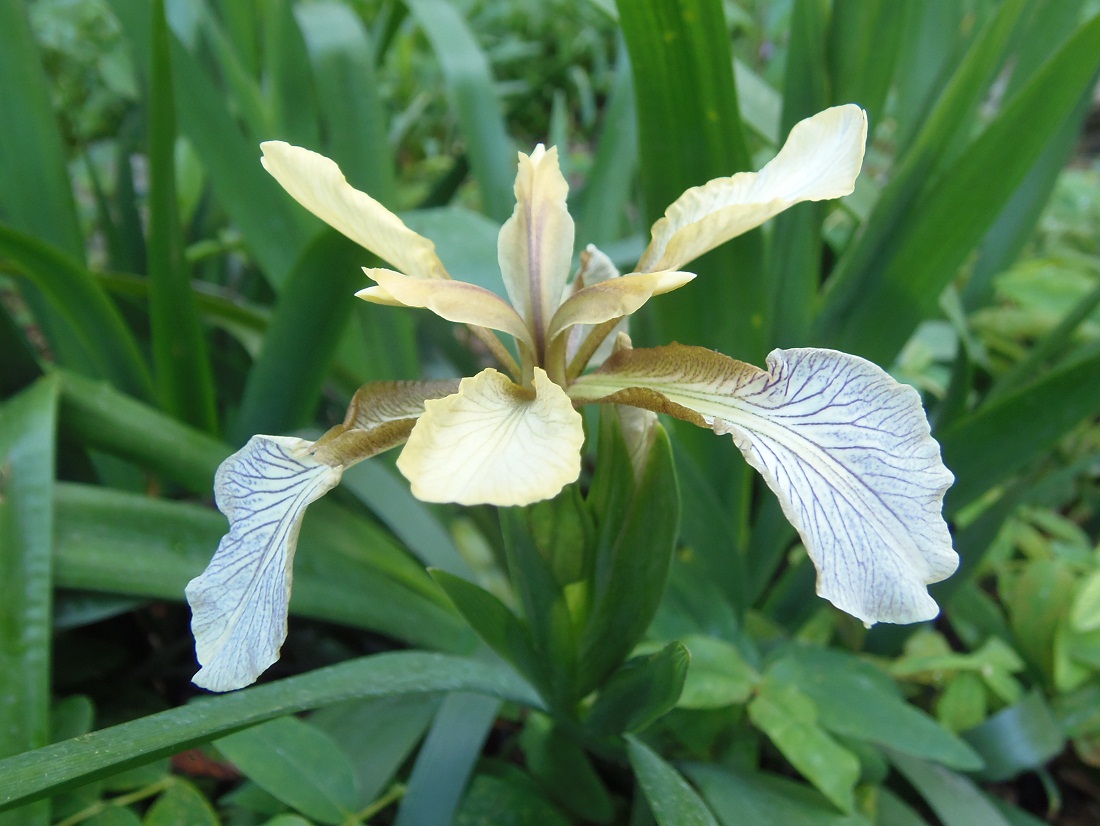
xmin=961 ymin=691 xmax=1064 ymax=782
xmin=146 ymin=0 xmax=216 ymax=432
xmin=676 ymin=635 xmax=759 ymax=710
xmin=520 ymin=714 xmax=613 ymax=823
xmin=453 ymin=768 xmax=571 ymax=826
xmin=585 ymin=643 xmax=690 ymax=735
xmin=394 ymin=693 xmax=501 ymax=826
xmin=404 ymin=0 xmax=514 ymax=222
xmin=0 ymin=377 xmax=58 ymax=826
xmin=1006 ymin=559 xmax=1075 ymax=681
xmin=626 ymin=737 xmax=719 ymax=826
xmin=767 ymin=645 xmax=983 ymax=770
xmin=0 ymin=652 xmax=539 ymax=811
xmin=748 ymin=679 xmax=859 ymax=812
xmin=309 ymin=695 xmax=438 ymax=807
xmin=142 ymin=781 xmax=218 ymax=826
xmin=216 ymin=717 xmax=358 ymax=825
xmin=888 ymin=752 xmax=1012 ymax=826
xmin=0 ymin=226 xmax=153 ymax=401
xmin=1072 ymin=569 xmax=1100 ymax=632
xmin=685 ymin=763 xmax=872 ymax=826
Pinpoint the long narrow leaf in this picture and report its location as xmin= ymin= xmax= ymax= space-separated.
xmin=0 ymin=377 xmax=58 ymax=826
xmin=147 ymin=0 xmax=217 ymax=432
xmin=109 ymin=0 xmax=315 ymax=289
xmin=821 ymin=10 xmax=1100 ymax=363
xmin=0 ymin=652 xmax=540 ymax=812
xmin=0 ymin=226 xmax=154 ymax=400
xmin=940 ymin=347 xmax=1100 ymax=512
xmin=816 ymin=0 xmax=1030 ymax=357
xmin=404 ymin=0 xmax=514 ymax=222
xmin=228 ymin=230 xmax=364 ymax=445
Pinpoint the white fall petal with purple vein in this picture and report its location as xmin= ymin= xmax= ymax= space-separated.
xmin=571 ymin=345 xmax=957 ymax=625
xmin=186 ymin=436 xmax=342 ymax=691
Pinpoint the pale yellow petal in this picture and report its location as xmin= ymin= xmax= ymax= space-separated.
xmin=397 ymin=367 xmax=583 ymax=506
xmin=311 ymin=379 xmax=461 ymax=467
xmin=638 ymin=105 xmax=867 ymax=272
xmin=186 ymin=436 xmax=342 ymax=692
xmin=547 ymin=270 xmax=695 ymax=343
xmin=572 ymin=344 xmax=956 ymax=626
xmin=355 ymin=268 xmax=535 ymax=351
xmin=260 ymin=141 xmax=448 ymax=280
xmin=498 ymin=145 xmax=576 ymax=352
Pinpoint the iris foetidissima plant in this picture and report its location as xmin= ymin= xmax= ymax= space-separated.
xmin=186 ymin=103 xmax=958 ymax=692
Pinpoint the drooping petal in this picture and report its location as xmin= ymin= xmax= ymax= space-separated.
xmin=186 ymin=436 xmax=342 ymax=692
xmin=547 ymin=270 xmax=695 ymax=343
xmin=260 ymin=141 xmax=448 ymax=280
xmin=637 ymin=105 xmax=867 ymax=273
xmin=356 ymin=268 xmax=534 ymax=351
xmin=571 ymin=344 xmax=956 ymax=625
xmin=498 ymin=145 xmax=575 ymax=353
xmin=398 ymin=367 xmax=584 ymax=506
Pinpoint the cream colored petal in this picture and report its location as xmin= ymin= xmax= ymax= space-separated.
xmin=398 ymin=367 xmax=583 ymax=506
xmin=565 ymin=245 xmax=626 ymax=369
xmin=186 ymin=436 xmax=342 ymax=692
xmin=547 ymin=270 xmax=695 ymax=343
xmin=638 ymin=105 xmax=867 ymax=272
xmin=356 ymin=268 xmax=534 ymax=351
xmin=311 ymin=378 xmax=461 ymax=467
xmin=572 ymin=344 xmax=956 ymax=625
xmin=260 ymin=141 xmax=448 ymax=280
xmin=498 ymin=145 xmax=576 ymax=352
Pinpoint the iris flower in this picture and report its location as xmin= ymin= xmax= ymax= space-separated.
xmin=186 ymin=105 xmax=957 ymax=692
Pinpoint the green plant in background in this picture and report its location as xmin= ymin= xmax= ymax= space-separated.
xmin=2 ymin=0 xmax=1100 ymax=823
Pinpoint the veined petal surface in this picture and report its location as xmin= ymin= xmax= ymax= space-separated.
xmin=638 ymin=105 xmax=867 ymax=272
xmin=260 ymin=141 xmax=448 ymax=280
xmin=398 ymin=367 xmax=584 ymax=506
xmin=312 ymin=378 xmax=461 ymax=467
xmin=498 ymin=145 xmax=575 ymax=352
xmin=357 ymin=268 xmax=534 ymax=350
xmin=186 ymin=436 xmax=342 ymax=691
xmin=572 ymin=345 xmax=956 ymax=625
xmin=547 ymin=270 xmax=695 ymax=342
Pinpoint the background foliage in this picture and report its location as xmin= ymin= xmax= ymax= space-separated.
xmin=2 ymin=0 xmax=1100 ymax=823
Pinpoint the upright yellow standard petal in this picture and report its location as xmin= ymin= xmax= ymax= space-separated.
xmin=260 ymin=141 xmax=448 ymax=280
xmin=638 ymin=105 xmax=868 ymax=273
xmin=398 ymin=367 xmax=584 ymax=506
xmin=356 ymin=268 xmax=535 ymax=352
xmin=186 ymin=436 xmax=342 ymax=692
xmin=546 ymin=270 xmax=695 ymax=343
xmin=572 ymin=344 xmax=956 ymax=626
xmin=498 ymin=145 xmax=576 ymax=354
